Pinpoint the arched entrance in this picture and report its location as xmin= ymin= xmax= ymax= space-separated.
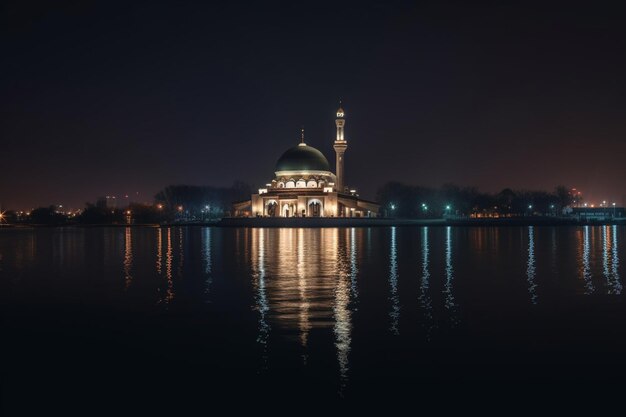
xmin=308 ymin=199 xmax=323 ymax=217
xmin=266 ymin=200 xmax=278 ymax=217
xmin=282 ymin=203 xmax=295 ymax=217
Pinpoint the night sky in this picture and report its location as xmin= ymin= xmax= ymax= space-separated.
xmin=2 ymin=1 xmax=626 ymax=210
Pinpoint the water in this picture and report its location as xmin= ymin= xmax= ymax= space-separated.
xmin=2 ymin=225 xmax=626 ymax=408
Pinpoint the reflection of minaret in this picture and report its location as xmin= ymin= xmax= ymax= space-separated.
xmin=389 ymin=227 xmax=400 ymax=335
xmin=526 ymin=226 xmax=537 ymax=304
xmin=334 ymin=103 xmax=347 ymax=192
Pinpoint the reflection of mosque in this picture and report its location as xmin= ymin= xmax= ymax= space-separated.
xmin=250 ymin=228 xmax=357 ymax=387
xmin=234 ymin=105 xmax=380 ymax=218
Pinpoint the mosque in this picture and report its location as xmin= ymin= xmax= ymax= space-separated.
xmin=233 ymin=105 xmax=380 ymax=218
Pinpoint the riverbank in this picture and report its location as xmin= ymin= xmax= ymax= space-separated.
xmin=3 ymin=217 xmax=626 ymax=228
xmin=215 ymin=216 xmax=626 ymax=228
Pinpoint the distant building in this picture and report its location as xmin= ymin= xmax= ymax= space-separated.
xmin=572 ymin=207 xmax=625 ymax=221
xmin=233 ymin=105 xmax=380 ymax=217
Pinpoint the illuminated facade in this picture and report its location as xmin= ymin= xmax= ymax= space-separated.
xmin=234 ymin=105 xmax=380 ymax=217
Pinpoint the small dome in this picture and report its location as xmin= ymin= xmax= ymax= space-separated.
xmin=275 ymin=144 xmax=331 ymax=172
xmin=337 ymin=106 xmax=345 ymax=118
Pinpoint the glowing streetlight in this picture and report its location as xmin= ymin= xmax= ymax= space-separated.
xmin=157 ymin=204 xmax=163 ymax=210
xmin=177 ymin=206 xmax=183 ymax=212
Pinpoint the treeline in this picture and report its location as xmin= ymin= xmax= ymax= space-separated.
xmin=376 ymin=182 xmax=574 ymax=218
xmin=154 ymin=181 xmax=251 ymax=218
xmin=10 ymin=181 xmax=252 ymax=225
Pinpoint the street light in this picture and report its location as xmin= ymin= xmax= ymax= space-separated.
xmin=613 ymin=202 xmax=617 ymax=218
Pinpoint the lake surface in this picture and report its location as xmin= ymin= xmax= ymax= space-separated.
xmin=2 ymin=225 xmax=626 ymax=409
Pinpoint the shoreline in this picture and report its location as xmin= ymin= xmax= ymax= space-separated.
xmin=3 ymin=217 xmax=626 ymax=228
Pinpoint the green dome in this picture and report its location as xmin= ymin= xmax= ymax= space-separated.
xmin=275 ymin=144 xmax=331 ymax=172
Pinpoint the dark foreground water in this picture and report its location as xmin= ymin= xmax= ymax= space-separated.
xmin=2 ymin=225 xmax=626 ymax=409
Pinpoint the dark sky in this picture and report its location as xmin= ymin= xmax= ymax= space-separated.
xmin=2 ymin=1 xmax=626 ymax=210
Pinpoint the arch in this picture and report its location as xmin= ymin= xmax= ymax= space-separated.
xmin=277 ymin=182 xmax=284 ymax=188
xmin=265 ymin=200 xmax=278 ymax=217
xmin=307 ymin=180 xmax=318 ymax=188
xmin=296 ymin=179 xmax=306 ymax=188
xmin=308 ymin=199 xmax=323 ymax=217
xmin=282 ymin=203 xmax=293 ymax=217
xmin=317 ymin=180 xmax=325 ymax=188
xmin=285 ymin=180 xmax=295 ymax=188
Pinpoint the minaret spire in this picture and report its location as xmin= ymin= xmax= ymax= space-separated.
xmin=299 ymin=126 xmax=306 ymax=146
xmin=333 ymin=101 xmax=348 ymax=193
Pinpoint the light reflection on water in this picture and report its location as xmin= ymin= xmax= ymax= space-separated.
xmin=526 ymin=226 xmax=537 ymax=305
xmin=202 ymin=227 xmax=212 ymax=298
xmin=124 ymin=227 xmax=133 ymax=289
xmin=389 ymin=226 xmax=400 ymax=335
xmin=162 ymin=228 xmax=174 ymax=304
xmin=444 ymin=226 xmax=457 ymax=316
xmin=2 ymin=225 xmax=626 ymax=391
xmin=249 ymin=228 xmax=354 ymax=386
xmin=612 ymin=225 xmax=622 ymax=294
xmin=580 ymin=226 xmax=594 ymax=294
xmin=419 ymin=227 xmax=435 ymax=339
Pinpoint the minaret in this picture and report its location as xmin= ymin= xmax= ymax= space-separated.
xmin=333 ymin=103 xmax=347 ymax=192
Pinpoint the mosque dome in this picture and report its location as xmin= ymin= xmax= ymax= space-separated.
xmin=275 ymin=144 xmax=331 ymax=173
